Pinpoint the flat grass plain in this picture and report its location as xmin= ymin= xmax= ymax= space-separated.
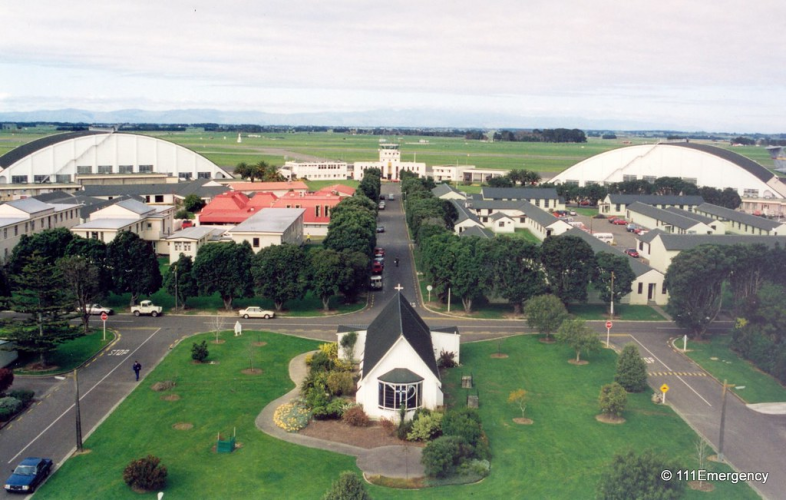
xmin=36 ymin=332 xmax=755 ymax=499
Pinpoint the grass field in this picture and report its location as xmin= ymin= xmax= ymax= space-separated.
xmin=36 ymin=333 xmax=756 ymax=499
xmin=684 ymin=335 xmax=786 ymax=404
xmin=11 ymin=330 xmax=114 ymax=375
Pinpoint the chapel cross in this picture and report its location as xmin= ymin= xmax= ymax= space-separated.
xmin=394 ymin=284 xmax=404 ymax=292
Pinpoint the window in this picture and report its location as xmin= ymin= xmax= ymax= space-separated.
xmin=378 ymin=381 xmax=422 ymax=410
xmin=197 ymin=172 xmax=211 ymax=179
xmin=565 ymin=180 xmax=579 ymax=186
xmin=638 ymin=283 xmax=643 ymax=294
xmin=2 ymin=228 xmax=5 ymax=239
xmin=30 ymin=221 xmax=35 ymax=231
xmin=174 ymin=242 xmax=182 ymax=252
xmin=34 ymin=175 xmax=49 ymax=184
xmin=55 ymin=174 xmax=71 ymax=184
xmin=139 ymin=165 xmax=153 ymax=173
xmin=91 ymin=232 xmax=99 ymax=240
xmin=682 ymin=177 xmax=697 ymax=185
xmin=623 ymin=175 xmax=638 ymax=182
xmin=77 ymin=166 xmax=92 ymax=174
xmin=315 ymin=206 xmax=321 ymax=218
xmin=155 ymin=195 xmax=164 ymax=203
xmin=14 ymin=226 xmax=18 ymax=236
xmin=98 ymin=165 xmax=112 ymax=174
xmin=253 ymin=238 xmax=260 ymax=248
xmin=743 ymin=189 xmax=759 ymax=198
xmin=11 ymin=175 xmax=28 ymax=184
xmin=178 ymin=172 xmax=193 ymax=180
xmin=498 ymin=221 xmax=504 ymax=227
xmin=147 ymin=223 xmax=152 ymax=229
xmin=118 ymin=165 xmax=133 ymax=174
xmin=662 ymin=282 xmax=667 ymax=294
xmin=145 ymin=196 xmax=151 ymax=202
xmin=643 ymin=176 xmax=656 ymax=183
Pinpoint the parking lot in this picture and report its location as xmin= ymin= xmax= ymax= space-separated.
xmin=570 ymin=213 xmax=641 ymax=254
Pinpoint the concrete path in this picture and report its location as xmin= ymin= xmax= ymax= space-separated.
xmin=255 ymin=352 xmax=425 ymax=479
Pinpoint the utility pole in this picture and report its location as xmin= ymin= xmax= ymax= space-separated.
xmin=610 ymin=271 xmax=615 ymax=318
xmin=74 ymin=369 xmax=83 ymax=452
xmin=718 ymin=379 xmax=732 ymax=462
xmin=174 ymin=264 xmax=178 ymax=311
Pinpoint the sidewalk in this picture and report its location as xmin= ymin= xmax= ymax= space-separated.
xmin=254 ymin=352 xmax=424 ymax=479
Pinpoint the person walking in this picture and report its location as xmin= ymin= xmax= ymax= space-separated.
xmin=132 ymin=360 xmax=142 ymax=381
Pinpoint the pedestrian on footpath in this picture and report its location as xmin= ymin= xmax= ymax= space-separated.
xmin=132 ymin=360 xmax=142 ymax=381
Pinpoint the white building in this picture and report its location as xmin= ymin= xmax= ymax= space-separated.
xmin=165 ymin=226 xmax=228 ymax=264
xmin=337 ymin=293 xmax=459 ymax=421
xmin=354 ymin=143 xmax=427 ymax=181
xmin=226 ymin=208 xmax=304 ymax=252
xmin=626 ymin=202 xmax=718 ymax=235
xmin=279 ymin=161 xmax=350 ymax=181
xmin=694 ymin=203 xmax=786 ymax=236
xmin=0 ymin=198 xmax=81 ymax=262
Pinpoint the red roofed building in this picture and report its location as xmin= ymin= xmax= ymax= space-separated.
xmin=197 ymin=191 xmax=277 ymax=225
xmin=316 ymin=184 xmax=356 ymax=198
xmin=271 ymin=191 xmax=344 ymax=235
xmin=229 ymin=181 xmax=309 ymax=197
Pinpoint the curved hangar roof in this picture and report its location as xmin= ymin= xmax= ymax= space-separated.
xmin=551 ymin=142 xmax=786 ymax=199
xmin=0 ymin=131 xmax=231 ymax=183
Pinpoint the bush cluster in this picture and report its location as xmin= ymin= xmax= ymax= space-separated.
xmin=9 ymin=389 xmax=34 ymax=405
xmin=437 ymin=350 xmax=457 ymax=369
xmin=0 ymin=396 xmax=22 ymax=421
xmin=302 ymin=342 xmax=356 ymax=420
xmin=421 ymin=435 xmax=474 ymax=478
xmin=407 ymin=409 xmax=443 ymax=441
xmin=274 ymin=399 xmax=312 ymax=432
xmin=341 ymin=405 xmax=370 ymax=427
xmin=421 ymin=407 xmax=490 ymax=479
xmin=123 ymin=455 xmax=167 ymax=491
xmin=191 ymin=340 xmax=209 ymax=362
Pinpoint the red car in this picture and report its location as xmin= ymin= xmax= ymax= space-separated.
xmin=374 ymin=247 xmax=385 ymax=257
xmin=612 ymin=219 xmax=628 ymax=225
xmin=624 ymin=248 xmax=640 ymax=258
xmin=371 ymin=262 xmax=383 ymax=274
xmin=607 ymin=217 xmax=619 ymax=224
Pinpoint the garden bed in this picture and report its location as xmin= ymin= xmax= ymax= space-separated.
xmin=299 ymin=419 xmax=424 ymax=450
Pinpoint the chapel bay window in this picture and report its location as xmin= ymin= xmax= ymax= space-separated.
xmin=378 ymin=381 xmax=422 ymax=410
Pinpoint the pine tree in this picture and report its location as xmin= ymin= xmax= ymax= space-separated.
xmin=615 ymin=344 xmax=649 ymax=392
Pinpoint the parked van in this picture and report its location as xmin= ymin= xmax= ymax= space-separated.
xmin=370 ymin=275 xmax=383 ymax=290
xmin=593 ymin=232 xmax=615 ymax=244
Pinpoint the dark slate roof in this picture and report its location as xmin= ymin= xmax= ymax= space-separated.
xmin=468 ymin=199 xmax=528 ymax=210
xmin=655 ymin=233 xmax=786 ymax=251
xmin=522 ymin=200 xmax=562 ymax=227
xmin=33 ymin=192 xmax=144 ymax=219
xmin=82 ymin=179 xmax=229 ymax=199
xmin=663 ymin=207 xmax=715 ymax=224
xmin=606 ymin=194 xmax=705 ymax=206
xmin=562 ymin=228 xmax=658 ymax=278
xmin=337 ymin=325 xmax=367 ymax=333
xmin=431 ymin=326 xmax=460 ymax=335
xmin=459 ymin=226 xmax=494 ymax=239
xmin=696 ymin=203 xmax=783 ymax=231
xmin=378 ymin=368 xmax=424 ymax=384
xmin=481 ymin=187 xmax=559 ymax=200
xmin=431 ymin=183 xmax=465 ymax=199
xmin=450 ymin=199 xmax=483 ymax=226
xmin=362 ymin=293 xmax=440 ymax=380
xmin=636 ymin=228 xmax=666 ymax=244
xmin=627 ymin=202 xmax=708 ymax=230
xmin=664 ymin=142 xmax=775 ymax=183
xmin=0 ymin=131 xmax=105 ymax=169
xmin=489 ymin=212 xmax=514 ymax=221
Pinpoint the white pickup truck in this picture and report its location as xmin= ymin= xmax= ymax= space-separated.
xmin=131 ymin=300 xmax=163 ymax=317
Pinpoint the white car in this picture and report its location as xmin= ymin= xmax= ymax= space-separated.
xmin=81 ymin=304 xmax=113 ymax=315
xmin=238 ymin=307 xmax=275 ymax=319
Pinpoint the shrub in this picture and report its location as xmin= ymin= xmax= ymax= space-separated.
xmin=615 ymin=344 xmax=648 ymax=392
xmin=339 ymin=331 xmax=358 ymax=363
xmin=313 ymin=398 xmax=349 ymax=420
xmin=408 ymin=411 xmax=443 ymax=441
xmin=597 ymin=449 xmax=684 ymax=500
xmin=599 ymin=382 xmax=628 ymax=417
xmin=0 ymin=368 xmax=13 ymax=395
xmin=421 ymin=436 xmax=472 ymax=478
xmin=327 ymin=371 xmax=355 ymax=397
xmin=342 ymin=406 xmax=370 ymax=427
xmin=8 ymin=389 xmax=34 ymax=405
xmin=319 ymin=342 xmax=339 ymax=361
xmin=322 ymin=471 xmax=371 ymax=500
xmin=309 ymin=351 xmax=334 ymax=373
xmin=174 ymin=208 xmax=190 ymax=220
xmin=437 ymin=350 xmax=457 ymax=368
xmin=191 ymin=340 xmax=209 ymax=362
xmin=123 ymin=455 xmax=168 ymax=491
xmin=0 ymin=397 xmax=22 ymax=420
xmin=274 ymin=399 xmax=311 ymax=432
xmin=380 ymin=417 xmax=397 ymax=436
xmin=442 ymin=407 xmax=482 ymax=447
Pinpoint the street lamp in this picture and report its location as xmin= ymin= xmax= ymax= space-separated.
xmin=609 ymin=271 xmax=615 ymax=318
xmin=73 ymin=369 xmax=83 ymax=452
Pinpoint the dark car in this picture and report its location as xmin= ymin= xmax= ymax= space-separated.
xmin=376 ymin=225 xmax=385 ymax=233
xmin=4 ymin=457 xmax=52 ymax=494
xmin=624 ymin=248 xmax=640 ymax=258
xmin=626 ymin=223 xmax=638 ymax=232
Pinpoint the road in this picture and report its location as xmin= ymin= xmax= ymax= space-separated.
xmin=2 ymin=183 xmax=785 ymax=499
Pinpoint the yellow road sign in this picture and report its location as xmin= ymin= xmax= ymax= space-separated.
xmin=660 ymin=384 xmax=669 ymax=393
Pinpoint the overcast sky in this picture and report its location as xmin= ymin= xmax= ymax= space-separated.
xmin=1 ymin=1 xmax=784 ymax=132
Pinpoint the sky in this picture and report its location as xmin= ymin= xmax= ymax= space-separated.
xmin=1 ymin=1 xmax=784 ymax=132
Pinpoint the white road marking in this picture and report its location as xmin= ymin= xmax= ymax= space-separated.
xmin=629 ymin=335 xmax=712 ymax=407
xmin=8 ymin=328 xmax=162 ymax=464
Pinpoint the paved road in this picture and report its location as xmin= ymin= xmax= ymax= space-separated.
xmin=3 ymin=183 xmax=785 ymax=498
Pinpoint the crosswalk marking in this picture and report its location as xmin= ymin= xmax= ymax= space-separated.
xmin=648 ymin=371 xmax=707 ymax=377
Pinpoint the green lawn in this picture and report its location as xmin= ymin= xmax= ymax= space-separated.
xmin=12 ymin=330 xmax=114 ymax=375
xmin=684 ymin=335 xmax=786 ymax=404
xmin=568 ymin=304 xmax=667 ymax=322
xmin=509 ymin=228 xmax=540 ymax=244
xmin=38 ymin=333 xmax=756 ymax=499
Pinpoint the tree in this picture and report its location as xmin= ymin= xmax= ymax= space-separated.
xmin=525 ymin=294 xmax=568 ymax=341
xmin=592 ymin=252 xmax=636 ymax=309
xmin=309 ymin=248 xmax=346 ymax=311
xmin=451 ymin=238 xmax=493 ymax=313
xmin=322 ymin=471 xmax=372 ymax=500
xmin=491 ymin=237 xmax=546 ymax=314
xmin=183 ymin=194 xmax=205 ymax=213
xmin=597 ymin=449 xmax=685 ymax=500
xmin=337 ymin=250 xmax=370 ymax=304
xmin=340 ymin=331 xmax=358 ymax=365
xmin=665 ymin=244 xmax=731 ymax=338
xmin=358 ymin=171 xmax=381 ymax=201
xmin=323 ymin=222 xmax=376 ymax=257
xmin=5 ymin=253 xmax=79 ymax=366
xmin=726 ymin=243 xmax=769 ymax=315
xmin=556 ymin=318 xmax=602 ymax=363
xmin=123 ymin=455 xmax=168 ymax=492
xmin=598 ymin=382 xmax=628 ymax=418
xmin=615 ymin=344 xmax=648 ymax=392
xmin=191 ymin=340 xmax=209 ymax=362
xmin=251 ymin=244 xmax=308 ymax=311
xmin=508 ymin=389 xmax=528 ymax=418
xmin=164 ymin=255 xmax=198 ymax=310
xmin=9 ymin=227 xmax=75 ymax=275
xmin=193 ymin=242 xmax=254 ymax=310
xmin=107 ymin=231 xmax=162 ymax=307
xmin=65 ymin=237 xmax=112 ymax=296
xmin=58 ymin=255 xmax=105 ymax=335
xmin=0 ymin=368 xmax=13 ymax=395
xmin=541 ymin=235 xmax=595 ymax=304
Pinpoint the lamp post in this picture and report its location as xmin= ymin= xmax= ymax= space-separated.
xmin=73 ymin=369 xmax=83 ymax=452
xmin=609 ymin=271 xmax=615 ymax=318
xmin=173 ymin=263 xmax=179 ymax=311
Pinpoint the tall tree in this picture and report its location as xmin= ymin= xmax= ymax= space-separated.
xmin=451 ymin=238 xmax=493 ymax=313
xmin=490 ymin=237 xmax=546 ymax=314
xmin=337 ymin=250 xmax=370 ymax=304
xmin=541 ymin=235 xmax=596 ymax=304
xmin=323 ymin=222 xmax=376 ymax=257
xmin=107 ymin=232 xmax=162 ymax=307
xmin=726 ymin=243 xmax=769 ymax=315
xmin=556 ymin=318 xmax=602 ymax=363
xmin=194 ymin=242 xmax=254 ymax=310
xmin=251 ymin=244 xmax=309 ymax=311
xmin=164 ymin=255 xmax=198 ymax=310
xmin=309 ymin=248 xmax=346 ymax=311
xmin=182 ymin=194 xmax=205 ymax=213
xmin=524 ymin=294 xmax=568 ymax=342
xmin=615 ymin=344 xmax=648 ymax=392
xmin=9 ymin=227 xmax=75 ymax=275
xmin=5 ymin=253 xmax=79 ymax=366
xmin=59 ymin=255 xmax=105 ymax=335
xmin=665 ymin=244 xmax=731 ymax=339
xmin=592 ymin=252 xmax=636 ymax=310
xmin=65 ymin=237 xmax=112 ymax=297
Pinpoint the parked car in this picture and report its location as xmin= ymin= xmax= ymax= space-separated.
xmin=378 ymin=202 xmax=386 ymax=210
xmin=626 ymin=223 xmax=639 ymax=232
xmin=238 ymin=307 xmax=275 ymax=319
xmin=81 ymin=304 xmax=113 ymax=315
xmin=369 ymin=275 xmax=383 ymax=290
xmin=612 ymin=218 xmax=628 ymax=225
xmin=379 ymin=194 xmax=386 ymax=201
xmin=374 ymin=247 xmax=385 ymax=257
xmin=376 ymin=225 xmax=385 ymax=233
xmin=371 ymin=261 xmax=383 ymax=274
xmin=579 ymin=199 xmax=592 ymax=206
xmin=4 ymin=457 xmax=52 ymax=494
xmin=388 ymin=194 xmax=395 ymax=201
xmin=568 ymin=209 xmax=577 ymax=216
xmin=131 ymin=300 xmax=162 ymax=317
xmin=607 ymin=217 xmax=619 ymax=224
xmin=624 ymin=248 xmax=640 ymax=258
xmin=181 ymin=220 xmax=194 ymax=228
